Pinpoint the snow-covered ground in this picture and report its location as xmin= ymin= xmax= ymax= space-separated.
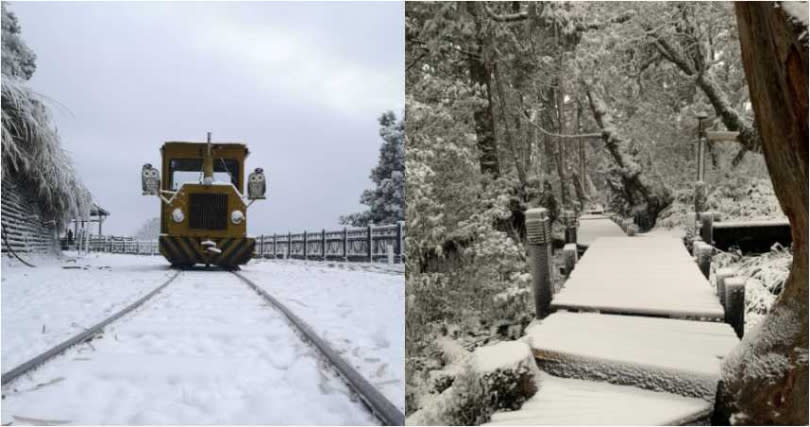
xmin=241 ymin=258 xmax=405 ymax=413
xmin=2 ymin=252 xmax=174 ymax=369
xmin=2 ymin=269 xmax=378 ymax=425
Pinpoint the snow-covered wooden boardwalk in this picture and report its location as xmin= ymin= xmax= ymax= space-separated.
xmin=485 ymin=372 xmax=712 ymax=426
xmin=552 ymin=235 xmax=726 ymax=319
xmin=491 ymin=216 xmax=739 ymax=425
xmin=576 ymin=214 xmax=626 ymax=247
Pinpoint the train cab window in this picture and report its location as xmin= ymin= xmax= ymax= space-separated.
xmin=169 ymin=158 xmax=240 ymax=190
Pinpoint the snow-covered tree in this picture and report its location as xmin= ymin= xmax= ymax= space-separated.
xmin=340 ymin=111 xmax=405 ymax=227
xmin=1 ymin=4 xmax=91 ymax=227
xmin=133 ymin=217 xmax=161 ymax=240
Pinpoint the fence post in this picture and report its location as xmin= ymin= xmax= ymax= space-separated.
xmin=700 ymin=211 xmax=714 ymax=246
xmin=259 ymin=234 xmax=264 ymax=257
xmin=563 ymin=210 xmax=577 ymax=244
xmin=396 ymin=221 xmax=404 ymax=264
xmin=563 ymin=243 xmax=578 ymax=276
xmin=367 ymin=225 xmax=373 ymax=263
xmin=715 ymin=267 xmax=735 ymax=308
xmin=526 ymin=208 xmax=553 ymax=319
xmin=303 ymin=231 xmax=308 ymax=261
xmin=695 ymin=241 xmax=712 ymax=279
xmin=321 ymin=229 xmax=326 ymax=261
xmin=724 ymin=276 xmax=746 ymax=338
xmin=272 ymin=234 xmax=277 ymax=259
xmin=343 ymin=227 xmax=349 ymax=262
xmin=287 ymin=232 xmax=292 ymax=259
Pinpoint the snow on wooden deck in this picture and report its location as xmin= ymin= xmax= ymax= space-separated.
xmin=484 ymin=371 xmax=712 ymax=425
xmin=525 ymin=312 xmax=739 ymax=399
xmin=576 ymin=215 xmax=625 ymax=247
xmin=552 ymin=235 xmax=725 ymax=319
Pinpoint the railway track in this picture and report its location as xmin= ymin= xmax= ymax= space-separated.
xmin=2 ymin=269 xmax=403 ymax=425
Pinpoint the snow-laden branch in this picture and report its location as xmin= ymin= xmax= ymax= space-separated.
xmin=522 ymin=109 xmax=602 ymax=140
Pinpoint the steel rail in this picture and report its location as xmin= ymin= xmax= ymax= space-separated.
xmin=1 ymin=270 xmax=182 ymax=385
xmin=232 ymin=271 xmax=404 ymax=426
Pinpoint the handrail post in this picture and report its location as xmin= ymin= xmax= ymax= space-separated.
xmin=700 ymin=211 xmax=714 ymax=246
xmin=367 ymin=225 xmax=373 ymax=263
xmin=724 ymin=277 xmax=746 ymax=338
xmin=287 ymin=232 xmax=292 ymax=259
xmin=343 ymin=227 xmax=349 ymax=262
xmin=695 ymin=241 xmax=712 ymax=279
xmin=272 ymin=233 xmax=277 ymax=259
xmin=303 ymin=231 xmax=308 ymax=261
xmin=321 ymin=229 xmax=326 ymax=261
xmin=396 ymin=220 xmax=404 ymax=264
xmin=526 ymin=208 xmax=553 ymax=319
xmin=563 ymin=243 xmax=578 ymax=276
xmin=259 ymin=234 xmax=264 ymax=257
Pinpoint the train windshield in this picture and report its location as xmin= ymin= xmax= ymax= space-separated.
xmin=169 ymin=158 xmax=240 ymax=190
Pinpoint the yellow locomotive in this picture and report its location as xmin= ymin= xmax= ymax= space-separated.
xmin=141 ymin=133 xmax=266 ymax=269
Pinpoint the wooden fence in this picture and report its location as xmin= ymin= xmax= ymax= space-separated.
xmin=256 ymin=222 xmax=405 ymax=263
xmin=63 ymin=235 xmax=160 ymax=255
xmin=1 ymin=177 xmax=58 ymax=255
xmin=74 ymin=222 xmax=406 ymax=264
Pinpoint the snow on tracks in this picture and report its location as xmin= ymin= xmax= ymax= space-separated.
xmin=2 ymin=253 xmax=175 ymax=369
xmin=239 ymin=259 xmax=405 ymax=413
xmin=1 ymin=270 xmax=378 ymax=425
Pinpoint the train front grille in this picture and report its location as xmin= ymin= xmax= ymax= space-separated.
xmin=189 ymin=193 xmax=228 ymax=230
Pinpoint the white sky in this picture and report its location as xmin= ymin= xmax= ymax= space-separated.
xmin=12 ymin=1 xmax=404 ymax=235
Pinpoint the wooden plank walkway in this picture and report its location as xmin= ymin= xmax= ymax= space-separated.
xmin=492 ymin=215 xmax=739 ymax=425
xmin=526 ymin=312 xmax=739 ymax=399
xmin=576 ymin=214 xmax=625 ymax=247
xmin=553 ymin=235 xmax=725 ymax=320
xmin=485 ymin=372 xmax=712 ymax=426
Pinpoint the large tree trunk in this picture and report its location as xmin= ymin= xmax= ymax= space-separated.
xmin=466 ymin=3 xmax=500 ymax=178
xmin=584 ymin=85 xmax=673 ymax=230
xmin=714 ymin=4 xmax=808 ymax=425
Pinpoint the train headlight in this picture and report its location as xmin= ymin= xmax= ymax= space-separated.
xmin=231 ymin=210 xmax=244 ymax=224
xmin=172 ymin=207 xmax=184 ymax=223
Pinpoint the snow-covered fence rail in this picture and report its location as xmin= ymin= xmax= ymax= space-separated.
xmin=1 ymin=177 xmax=58 ymax=255
xmin=84 ymin=236 xmax=160 ymax=255
xmin=255 ymin=222 xmax=405 ymax=263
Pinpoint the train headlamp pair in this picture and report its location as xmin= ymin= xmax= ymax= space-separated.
xmin=170 ymin=207 xmax=243 ymax=225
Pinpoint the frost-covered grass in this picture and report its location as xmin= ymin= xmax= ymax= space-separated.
xmin=240 ymin=258 xmax=405 ymax=412
xmin=711 ymin=245 xmax=792 ymax=333
xmin=1 ymin=252 xmax=174 ymax=368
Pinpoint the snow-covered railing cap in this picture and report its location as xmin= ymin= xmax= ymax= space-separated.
xmin=526 ymin=207 xmax=550 ymax=244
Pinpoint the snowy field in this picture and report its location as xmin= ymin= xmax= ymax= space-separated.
xmin=241 ymin=258 xmax=405 ymax=412
xmin=2 ymin=269 xmax=378 ymax=425
xmin=2 ymin=253 xmax=175 ymax=369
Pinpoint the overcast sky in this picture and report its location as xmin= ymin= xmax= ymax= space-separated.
xmin=12 ymin=1 xmax=404 ymax=236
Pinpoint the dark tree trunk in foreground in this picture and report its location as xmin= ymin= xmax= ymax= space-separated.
xmin=584 ymin=85 xmax=673 ymax=230
xmin=714 ymin=4 xmax=808 ymax=425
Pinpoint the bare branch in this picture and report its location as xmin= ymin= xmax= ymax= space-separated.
xmin=522 ymin=109 xmax=602 ymax=140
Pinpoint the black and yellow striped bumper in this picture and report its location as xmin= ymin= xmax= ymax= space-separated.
xmin=159 ymin=235 xmax=255 ymax=267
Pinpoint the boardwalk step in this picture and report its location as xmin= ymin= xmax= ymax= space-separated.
xmin=525 ymin=312 xmax=739 ymax=399
xmin=552 ymin=236 xmax=725 ymax=320
xmin=484 ymin=371 xmax=712 ymax=426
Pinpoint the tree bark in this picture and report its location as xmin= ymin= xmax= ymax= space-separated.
xmin=714 ymin=4 xmax=808 ymax=425
xmin=584 ymin=84 xmax=673 ymax=229
xmin=467 ymin=2 xmax=500 ymax=178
